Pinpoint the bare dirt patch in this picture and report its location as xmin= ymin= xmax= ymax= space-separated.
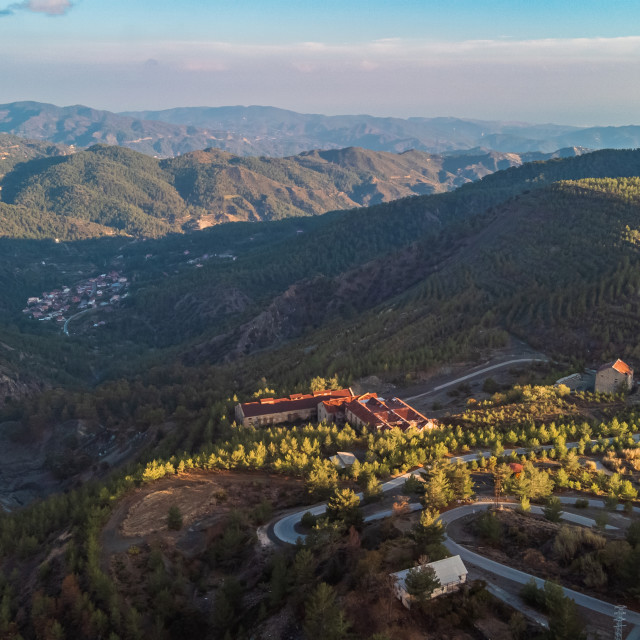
xmin=122 ymin=482 xmax=222 ymax=537
xmin=120 ymin=470 xmax=303 ymax=535
xmin=101 ymin=469 xmax=305 ymax=567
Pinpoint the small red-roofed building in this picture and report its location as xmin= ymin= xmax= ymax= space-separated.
xmin=595 ymin=359 xmax=633 ymax=394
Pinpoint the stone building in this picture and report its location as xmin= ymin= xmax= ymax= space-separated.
xmin=595 ymin=359 xmax=633 ymax=394
xmin=236 ymin=389 xmax=438 ymax=432
xmin=234 ymin=389 xmax=353 ymax=427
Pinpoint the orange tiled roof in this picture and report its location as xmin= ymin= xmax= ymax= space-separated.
xmin=320 ymin=396 xmax=357 ymax=414
xmin=612 ymin=359 xmax=633 ymax=375
xmin=240 ymin=389 xmax=352 ymax=418
xmin=345 ymin=394 xmax=436 ymax=432
xmin=598 ymin=359 xmax=633 ymax=376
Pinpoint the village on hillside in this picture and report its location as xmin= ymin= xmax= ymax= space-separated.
xmin=22 ymin=271 xmax=129 ymax=327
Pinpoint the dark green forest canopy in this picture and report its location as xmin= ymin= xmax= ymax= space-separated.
xmin=2 ymin=155 xmax=640 ymax=640
xmin=4 ymin=151 xmax=640 ymax=391
xmin=1 ymin=140 xmax=638 ymax=242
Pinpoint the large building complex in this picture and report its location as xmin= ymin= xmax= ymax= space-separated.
xmin=235 ymin=389 xmax=437 ymax=432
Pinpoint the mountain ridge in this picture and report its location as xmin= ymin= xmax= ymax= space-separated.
xmin=0 ymin=138 xmax=587 ymax=239
xmin=2 ymin=100 xmax=638 ymax=158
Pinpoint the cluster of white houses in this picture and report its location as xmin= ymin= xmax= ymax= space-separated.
xmin=234 ymin=388 xmax=438 ymax=432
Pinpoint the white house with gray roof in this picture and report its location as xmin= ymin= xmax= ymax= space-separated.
xmin=390 ymin=555 xmax=468 ymax=608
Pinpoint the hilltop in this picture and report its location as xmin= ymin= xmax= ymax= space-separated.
xmin=2 ymin=101 xmax=639 ymax=158
xmin=0 ymin=140 xmax=584 ymax=239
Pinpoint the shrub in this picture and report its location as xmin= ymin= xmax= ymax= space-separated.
xmin=482 ymin=377 xmax=500 ymax=394
xmin=521 ymin=578 xmax=545 ymax=609
xmin=301 ymin=511 xmax=318 ymax=529
xmin=594 ymin=512 xmax=609 ymax=532
xmin=518 ymin=496 xmax=531 ymax=513
xmin=543 ymin=497 xmax=563 ymax=523
xmin=604 ymin=495 xmax=619 ymax=511
xmin=251 ymin=499 xmax=273 ymax=525
xmin=475 ymin=511 xmax=502 ymax=545
xmin=167 ymin=505 xmax=183 ymax=531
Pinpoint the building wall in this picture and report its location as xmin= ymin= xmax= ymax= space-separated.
xmin=394 ymin=575 xmax=467 ymax=609
xmin=240 ymin=406 xmax=318 ymax=428
xmin=318 ymin=404 xmax=335 ymax=424
xmin=595 ymin=368 xmax=632 ymax=394
xmin=345 ymin=407 xmax=366 ymax=429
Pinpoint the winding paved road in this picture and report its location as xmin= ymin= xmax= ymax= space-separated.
xmin=441 ymin=501 xmax=640 ymax=625
xmin=273 ymin=469 xmax=427 ymax=544
xmin=403 ymin=357 xmax=549 ymax=401
xmin=270 ymin=436 xmax=640 ymax=627
xmin=274 ymin=434 xmax=640 ymax=545
xmin=63 ymin=308 xmax=92 ymax=336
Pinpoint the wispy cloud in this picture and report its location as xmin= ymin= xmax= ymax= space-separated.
xmin=8 ymin=34 xmax=638 ymax=66
xmin=1 ymin=0 xmax=72 ymax=16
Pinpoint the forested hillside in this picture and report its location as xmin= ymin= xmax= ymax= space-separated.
xmin=0 ymin=134 xmax=71 ymax=177
xmin=43 ymin=148 xmax=640 ymax=384
xmin=1 ymin=150 xmax=640 ymax=640
xmin=162 ymin=146 xmax=538 ymax=225
xmin=0 ymin=140 xmax=584 ymax=240
xmin=0 ymin=145 xmax=186 ymax=237
xmin=4 ymin=148 xmax=640 ymax=424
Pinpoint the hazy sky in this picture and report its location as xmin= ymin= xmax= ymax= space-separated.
xmin=1 ymin=0 xmax=639 ymax=125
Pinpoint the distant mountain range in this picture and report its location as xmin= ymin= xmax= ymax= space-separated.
xmin=0 ymin=136 xmax=587 ymax=239
xmin=2 ymin=101 xmax=640 ymax=158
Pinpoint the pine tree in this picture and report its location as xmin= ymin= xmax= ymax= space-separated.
xmin=303 ymin=583 xmax=349 ymax=640
xmin=412 ymin=508 xmax=445 ymax=549
xmin=268 ymin=554 xmax=288 ymax=607
xmin=423 ymin=466 xmax=453 ymax=509
xmin=543 ymin=497 xmax=563 ymax=523
xmin=167 ymin=506 xmax=183 ymax=531
xmin=326 ymin=488 xmax=362 ymax=528
xmin=293 ymin=548 xmax=316 ymax=588
xmin=544 ymin=582 xmax=586 ymax=640
xmin=404 ymin=564 xmax=440 ymax=607
xmin=449 ymin=464 xmax=474 ymax=501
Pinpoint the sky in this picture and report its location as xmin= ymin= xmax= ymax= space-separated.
xmin=1 ymin=0 xmax=640 ymax=125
